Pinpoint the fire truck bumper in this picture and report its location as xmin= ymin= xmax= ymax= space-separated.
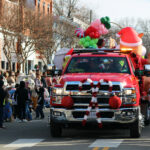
xmin=50 ymin=107 xmax=141 ymax=127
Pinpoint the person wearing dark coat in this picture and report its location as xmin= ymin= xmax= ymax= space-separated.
xmin=35 ymin=87 xmax=45 ymax=119
xmin=0 ymin=80 xmax=7 ymax=128
xmin=15 ymin=81 xmax=28 ymax=122
xmin=41 ymin=72 xmax=47 ymax=88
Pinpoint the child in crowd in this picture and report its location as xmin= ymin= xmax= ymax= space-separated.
xmin=35 ymin=87 xmax=45 ymax=119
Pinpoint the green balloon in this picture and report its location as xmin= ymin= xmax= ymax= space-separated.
xmin=89 ymin=40 xmax=94 ymax=46
xmin=93 ymin=44 xmax=97 ymax=48
xmin=105 ymin=22 xmax=111 ymax=29
xmin=93 ymin=39 xmax=98 ymax=44
xmin=79 ymin=40 xmax=83 ymax=45
xmin=100 ymin=17 xmax=105 ymax=24
xmin=84 ymin=42 xmax=90 ymax=48
xmin=85 ymin=36 xmax=91 ymax=41
xmin=80 ymin=38 xmax=85 ymax=44
xmin=105 ymin=16 xmax=110 ymax=22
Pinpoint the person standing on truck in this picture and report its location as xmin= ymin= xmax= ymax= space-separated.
xmin=130 ymin=52 xmax=150 ymax=93
xmin=97 ymin=38 xmax=105 ymax=48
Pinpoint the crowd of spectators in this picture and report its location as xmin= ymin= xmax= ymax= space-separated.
xmin=0 ymin=69 xmax=58 ymax=129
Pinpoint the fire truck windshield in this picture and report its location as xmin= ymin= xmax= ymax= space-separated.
xmin=65 ymin=56 xmax=131 ymax=74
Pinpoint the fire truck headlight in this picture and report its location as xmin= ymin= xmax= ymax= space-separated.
xmin=124 ymin=88 xmax=136 ymax=95
xmin=122 ymin=97 xmax=136 ymax=104
xmin=52 ymin=88 xmax=63 ymax=95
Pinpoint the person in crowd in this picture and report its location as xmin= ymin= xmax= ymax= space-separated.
xmin=34 ymin=71 xmax=42 ymax=87
xmin=3 ymin=71 xmax=9 ymax=87
xmin=45 ymin=73 xmax=52 ymax=96
xmin=97 ymin=38 xmax=105 ymax=48
xmin=29 ymin=70 xmax=36 ymax=80
xmin=0 ymin=70 xmax=3 ymax=80
xmin=3 ymin=88 xmax=13 ymax=122
xmin=15 ymin=81 xmax=28 ymax=122
xmin=7 ymin=71 xmax=15 ymax=86
xmin=25 ymin=81 xmax=32 ymax=121
xmin=15 ymin=71 xmax=20 ymax=82
xmin=13 ymin=84 xmax=19 ymax=120
xmin=41 ymin=72 xmax=47 ymax=88
xmin=35 ymin=87 xmax=45 ymax=119
xmin=31 ymin=87 xmax=38 ymax=111
xmin=0 ymin=80 xmax=7 ymax=128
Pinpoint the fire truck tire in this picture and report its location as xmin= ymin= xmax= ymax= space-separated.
xmin=130 ymin=119 xmax=141 ymax=138
xmin=50 ymin=123 xmax=62 ymax=137
xmin=144 ymin=103 xmax=150 ymax=126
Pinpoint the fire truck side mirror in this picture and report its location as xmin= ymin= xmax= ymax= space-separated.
xmin=144 ymin=64 xmax=150 ymax=76
xmin=54 ymin=70 xmax=62 ymax=76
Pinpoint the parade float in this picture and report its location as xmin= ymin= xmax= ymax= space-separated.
xmin=50 ymin=17 xmax=150 ymax=138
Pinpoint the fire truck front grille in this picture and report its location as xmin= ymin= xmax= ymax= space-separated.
xmin=72 ymin=111 xmax=114 ymax=118
xmin=73 ymin=97 xmax=109 ymax=104
xmin=66 ymin=84 xmax=120 ymax=91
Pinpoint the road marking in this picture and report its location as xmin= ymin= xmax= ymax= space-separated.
xmin=89 ymin=139 xmax=123 ymax=148
xmin=93 ymin=147 xmax=99 ymax=150
xmin=102 ymin=147 xmax=109 ymax=150
xmin=4 ymin=139 xmax=44 ymax=148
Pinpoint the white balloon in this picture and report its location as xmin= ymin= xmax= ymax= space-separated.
xmin=142 ymin=45 xmax=147 ymax=56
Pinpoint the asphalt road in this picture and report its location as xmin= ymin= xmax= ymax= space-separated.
xmin=0 ymin=108 xmax=150 ymax=150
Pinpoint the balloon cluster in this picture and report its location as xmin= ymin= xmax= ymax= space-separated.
xmin=79 ymin=36 xmax=98 ymax=48
xmin=75 ymin=16 xmax=111 ymax=48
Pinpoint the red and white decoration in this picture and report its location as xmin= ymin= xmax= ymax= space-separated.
xmin=79 ymin=79 xmax=113 ymax=128
xmin=116 ymin=27 xmax=142 ymax=47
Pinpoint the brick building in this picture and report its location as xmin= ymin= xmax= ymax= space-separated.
xmin=0 ymin=0 xmax=52 ymax=73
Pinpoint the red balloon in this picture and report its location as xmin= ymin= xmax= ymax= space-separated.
xmin=94 ymin=32 xmax=100 ymax=38
xmin=84 ymin=26 xmax=98 ymax=37
xmin=109 ymin=95 xmax=122 ymax=109
xmin=89 ymin=32 xmax=95 ymax=38
xmin=61 ymin=96 xmax=74 ymax=108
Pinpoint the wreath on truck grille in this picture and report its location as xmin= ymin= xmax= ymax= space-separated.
xmin=78 ymin=78 xmax=122 ymax=128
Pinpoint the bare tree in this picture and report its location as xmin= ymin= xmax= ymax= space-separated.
xmin=53 ymin=0 xmax=79 ymax=18
xmin=0 ymin=1 xmax=53 ymax=71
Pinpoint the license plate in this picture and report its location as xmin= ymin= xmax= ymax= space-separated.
xmin=89 ymin=111 xmax=97 ymax=119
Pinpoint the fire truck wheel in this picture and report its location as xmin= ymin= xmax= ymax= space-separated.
xmin=144 ymin=103 xmax=150 ymax=126
xmin=130 ymin=119 xmax=142 ymax=138
xmin=50 ymin=123 xmax=62 ymax=137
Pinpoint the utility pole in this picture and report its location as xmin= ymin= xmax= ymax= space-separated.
xmin=90 ymin=10 xmax=92 ymax=23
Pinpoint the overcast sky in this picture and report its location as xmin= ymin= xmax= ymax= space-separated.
xmin=80 ymin=0 xmax=150 ymax=21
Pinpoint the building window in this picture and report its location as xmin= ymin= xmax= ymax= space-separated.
xmin=38 ymin=61 xmax=42 ymax=70
xmin=6 ymin=62 xmax=8 ymax=70
xmin=38 ymin=0 xmax=40 ymax=11
xmin=47 ymin=4 xmax=50 ymax=14
xmin=1 ymin=61 xmax=5 ymax=69
xmin=12 ymin=62 xmax=15 ymax=72
xmin=43 ymin=2 xmax=45 ymax=14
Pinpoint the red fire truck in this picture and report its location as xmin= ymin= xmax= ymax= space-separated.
xmin=50 ymin=48 xmax=150 ymax=138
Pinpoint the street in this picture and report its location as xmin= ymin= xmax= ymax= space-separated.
xmin=0 ymin=109 xmax=150 ymax=150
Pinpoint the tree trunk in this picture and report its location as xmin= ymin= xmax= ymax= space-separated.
xmin=8 ymin=61 xmax=12 ymax=72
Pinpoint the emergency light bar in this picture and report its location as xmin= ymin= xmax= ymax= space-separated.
xmin=73 ymin=48 xmax=132 ymax=54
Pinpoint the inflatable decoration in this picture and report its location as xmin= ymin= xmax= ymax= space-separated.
xmin=78 ymin=78 xmax=114 ymax=128
xmin=75 ymin=16 xmax=111 ymax=48
xmin=75 ymin=28 xmax=85 ymax=38
xmin=117 ymin=27 xmax=144 ymax=56
xmin=79 ymin=78 xmax=103 ymax=128
xmin=62 ymin=48 xmax=74 ymax=69
xmin=79 ymin=36 xmax=98 ymax=48
xmin=100 ymin=16 xmax=111 ymax=29
xmin=91 ymin=19 xmax=109 ymax=35
xmin=109 ymin=95 xmax=122 ymax=109
xmin=61 ymin=96 xmax=74 ymax=109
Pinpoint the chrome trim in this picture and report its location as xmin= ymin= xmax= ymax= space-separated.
xmin=144 ymin=64 xmax=150 ymax=71
xmin=50 ymin=107 xmax=140 ymax=124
